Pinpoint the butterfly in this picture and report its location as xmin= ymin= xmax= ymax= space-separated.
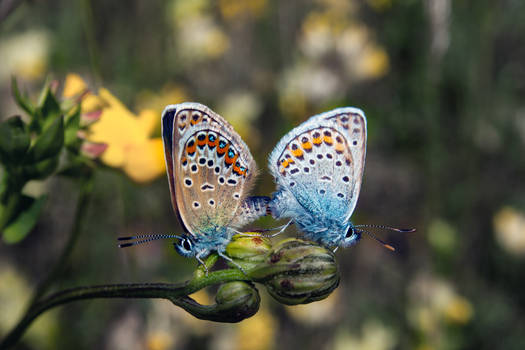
xmin=119 ymin=102 xmax=269 ymax=269
xmin=268 ymin=107 xmax=413 ymax=250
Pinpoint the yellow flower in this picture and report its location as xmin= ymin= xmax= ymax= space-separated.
xmin=146 ymin=331 xmax=174 ymax=350
xmin=216 ymin=91 xmax=262 ymax=146
xmin=0 ymin=30 xmax=50 ymax=82
xmin=366 ymin=0 xmax=392 ymax=12
xmin=493 ymin=206 xmax=525 ymax=256
xmin=88 ymin=90 xmax=165 ymax=182
xmin=63 ymin=74 xmax=165 ymax=183
xmin=407 ymin=274 xmax=474 ymax=332
xmin=443 ymin=296 xmax=473 ymax=325
xmin=285 ymin=288 xmax=340 ymax=325
xmin=218 ymin=0 xmax=267 ymax=19
xmin=135 ymin=84 xmax=188 ymax=116
xmin=333 ymin=320 xmax=397 ymax=350
xmin=0 ymin=264 xmax=57 ymax=349
xmin=354 ymin=45 xmax=389 ymax=79
xmin=62 ymin=74 xmax=88 ymax=98
xmin=235 ymin=307 xmax=276 ymax=350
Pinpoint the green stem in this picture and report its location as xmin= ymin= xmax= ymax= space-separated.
xmin=28 ymin=178 xmax=92 ymax=306
xmin=0 ymin=269 xmax=248 ymax=349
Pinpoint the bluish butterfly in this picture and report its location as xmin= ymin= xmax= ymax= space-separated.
xmin=268 ymin=107 xmax=413 ymax=250
xmin=119 ymin=103 xmax=269 ymax=269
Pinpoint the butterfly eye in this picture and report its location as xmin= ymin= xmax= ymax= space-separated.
xmin=345 ymin=227 xmax=355 ymax=238
xmin=173 ymin=236 xmax=194 ymax=257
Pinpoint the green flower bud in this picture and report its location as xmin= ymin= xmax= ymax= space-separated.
xmin=226 ymin=234 xmax=273 ymax=270
xmin=174 ymin=281 xmax=260 ymax=323
xmin=213 ymin=281 xmax=260 ymax=322
xmin=249 ymin=238 xmax=340 ymax=305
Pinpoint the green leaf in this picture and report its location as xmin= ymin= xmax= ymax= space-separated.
xmin=11 ymin=77 xmax=35 ymax=116
xmin=0 ymin=116 xmax=30 ymax=166
xmin=26 ymin=116 xmax=64 ymax=162
xmin=22 ymin=156 xmax=59 ymax=180
xmin=37 ymin=83 xmax=62 ymax=128
xmin=2 ymin=195 xmax=47 ymax=244
xmin=0 ymin=193 xmax=26 ymax=230
xmin=64 ymin=105 xmax=81 ymax=148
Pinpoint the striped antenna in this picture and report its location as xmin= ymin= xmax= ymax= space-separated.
xmin=117 ymin=234 xmax=182 ymax=248
xmin=356 ymin=229 xmax=396 ymax=252
xmin=354 ymin=224 xmax=416 ymax=233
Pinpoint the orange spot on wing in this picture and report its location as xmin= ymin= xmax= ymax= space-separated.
xmin=302 ymin=141 xmax=312 ymax=150
xmin=186 ymin=142 xmax=196 ymax=155
xmin=197 ymin=136 xmax=207 ymax=148
xmin=292 ymin=148 xmax=304 ymax=158
xmin=335 ymin=143 xmax=345 ymax=153
xmin=233 ymin=163 xmax=246 ymax=176
xmin=217 ymin=143 xmax=229 ymax=156
xmin=323 ymin=136 xmax=333 ymax=145
xmin=190 ymin=115 xmax=201 ymax=125
xmin=208 ymin=136 xmax=218 ymax=148
xmin=225 ymin=153 xmax=238 ymax=165
xmin=312 ymin=137 xmax=322 ymax=145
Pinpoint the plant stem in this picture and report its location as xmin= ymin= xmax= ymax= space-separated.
xmin=0 ymin=269 xmax=247 ymax=349
xmin=28 ymin=179 xmax=92 ymax=307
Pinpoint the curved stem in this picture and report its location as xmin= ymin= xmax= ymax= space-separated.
xmin=0 ymin=269 xmax=247 ymax=349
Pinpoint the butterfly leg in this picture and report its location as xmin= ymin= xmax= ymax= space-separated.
xmin=195 ymin=252 xmax=209 ymax=276
xmin=235 ymin=232 xmax=262 ymax=237
xmin=262 ymin=220 xmax=294 ymax=238
xmin=218 ymin=251 xmax=247 ymax=276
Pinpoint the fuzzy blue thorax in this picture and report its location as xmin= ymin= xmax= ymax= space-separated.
xmin=174 ymin=226 xmax=233 ymax=258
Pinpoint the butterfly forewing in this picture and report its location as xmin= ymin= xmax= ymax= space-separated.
xmin=162 ymin=103 xmax=257 ymax=235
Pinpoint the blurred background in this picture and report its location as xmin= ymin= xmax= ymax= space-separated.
xmin=1 ymin=0 xmax=525 ymax=349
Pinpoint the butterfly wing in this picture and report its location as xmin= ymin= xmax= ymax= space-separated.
xmin=269 ymin=107 xmax=367 ymax=223
xmin=162 ymin=103 xmax=258 ymax=235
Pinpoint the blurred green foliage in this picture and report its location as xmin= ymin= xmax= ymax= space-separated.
xmin=1 ymin=0 xmax=525 ymax=349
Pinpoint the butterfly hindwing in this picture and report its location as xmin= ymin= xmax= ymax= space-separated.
xmin=162 ymin=103 xmax=258 ymax=236
xmin=269 ymin=107 xmax=367 ymax=222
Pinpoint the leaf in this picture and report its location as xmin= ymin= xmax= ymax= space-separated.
xmin=0 ymin=116 xmax=30 ymax=166
xmin=64 ymin=105 xmax=81 ymax=148
xmin=38 ymin=83 xmax=62 ymax=128
xmin=22 ymin=156 xmax=59 ymax=180
xmin=2 ymin=195 xmax=47 ymax=244
xmin=0 ymin=193 xmax=28 ymax=230
xmin=11 ymin=77 xmax=35 ymax=116
xmin=26 ymin=116 xmax=64 ymax=162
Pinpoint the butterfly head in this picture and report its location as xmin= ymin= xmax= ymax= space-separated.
xmin=341 ymin=223 xmax=362 ymax=248
xmin=174 ymin=235 xmax=199 ymax=257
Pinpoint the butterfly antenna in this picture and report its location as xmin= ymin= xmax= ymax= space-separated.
xmin=117 ymin=234 xmax=182 ymax=248
xmin=356 ymin=229 xmax=396 ymax=252
xmin=354 ymin=224 xmax=416 ymax=233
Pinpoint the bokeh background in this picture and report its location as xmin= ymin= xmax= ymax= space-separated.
xmin=1 ymin=0 xmax=525 ymax=349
